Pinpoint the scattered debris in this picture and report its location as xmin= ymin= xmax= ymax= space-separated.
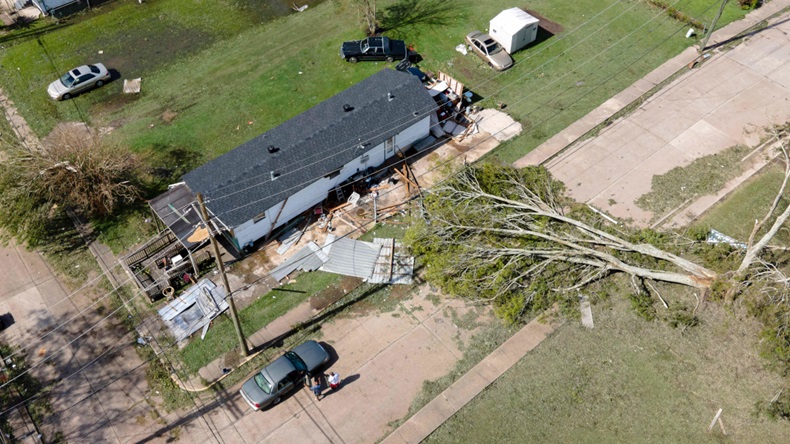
xmin=158 ymin=279 xmax=228 ymax=342
xmin=706 ymin=229 xmax=747 ymax=249
xmin=579 ymin=295 xmax=594 ymax=328
xmin=123 ymin=78 xmax=142 ymax=94
xmin=455 ymin=44 xmax=468 ymax=55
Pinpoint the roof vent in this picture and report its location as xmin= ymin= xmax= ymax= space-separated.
xmin=413 ymin=111 xmax=419 ymax=116
xmin=388 ymin=92 xmax=394 ymax=101
xmin=270 ymin=171 xmax=280 ymax=181
xmin=267 ymin=145 xmax=279 ymax=154
xmin=343 ymin=104 xmax=354 ymax=112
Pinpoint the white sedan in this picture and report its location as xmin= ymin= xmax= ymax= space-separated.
xmin=47 ymin=63 xmax=111 ymax=100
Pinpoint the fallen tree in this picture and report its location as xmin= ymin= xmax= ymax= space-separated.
xmin=407 ymin=140 xmax=790 ymax=376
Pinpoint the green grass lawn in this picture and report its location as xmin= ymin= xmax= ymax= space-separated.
xmin=179 ymin=269 xmax=340 ymax=374
xmin=0 ymin=0 xmax=751 ymax=165
xmin=425 ymin=294 xmax=789 ymax=443
xmin=0 ymin=0 xmax=753 ymax=254
xmin=694 ymin=162 xmax=790 ymax=243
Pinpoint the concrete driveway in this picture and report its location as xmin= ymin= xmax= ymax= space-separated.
xmin=141 ymin=286 xmax=489 ymax=444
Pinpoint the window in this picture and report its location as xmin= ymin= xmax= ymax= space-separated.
xmin=325 ymin=168 xmax=341 ymax=179
xmin=385 ymin=136 xmax=395 ymax=155
xmin=89 ymin=65 xmax=100 ymax=74
xmin=360 ymin=154 xmax=369 ymax=164
xmin=253 ymin=212 xmax=266 ymax=223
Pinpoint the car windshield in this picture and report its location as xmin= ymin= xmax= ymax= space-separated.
xmin=361 ymin=41 xmax=369 ymax=52
xmin=254 ymin=372 xmax=273 ymax=394
xmin=484 ymin=39 xmax=501 ymax=55
xmin=284 ymin=351 xmax=307 ymax=372
xmin=59 ymin=72 xmax=75 ymax=88
xmin=89 ymin=64 xmax=100 ymax=74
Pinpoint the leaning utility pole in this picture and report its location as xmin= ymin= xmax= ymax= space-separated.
xmin=699 ymin=0 xmax=729 ymax=54
xmin=197 ymin=193 xmax=249 ymax=357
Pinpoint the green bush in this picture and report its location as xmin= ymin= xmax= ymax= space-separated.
xmin=629 ymin=291 xmax=656 ymax=321
xmin=765 ymin=389 xmax=790 ymax=420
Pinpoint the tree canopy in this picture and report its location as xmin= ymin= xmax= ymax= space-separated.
xmin=0 ymin=127 xmax=141 ymax=247
xmin=406 ymin=160 xmax=790 ymax=378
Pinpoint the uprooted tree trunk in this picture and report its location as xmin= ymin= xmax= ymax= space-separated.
xmin=410 ymin=162 xmax=717 ymax=307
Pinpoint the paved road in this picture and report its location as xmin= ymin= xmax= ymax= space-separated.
xmin=155 ymin=285 xmax=487 ymax=444
xmin=0 ymin=242 xmax=150 ymax=443
xmin=521 ymin=7 xmax=790 ymax=227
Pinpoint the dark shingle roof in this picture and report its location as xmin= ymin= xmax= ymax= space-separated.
xmin=182 ymin=68 xmax=437 ymax=228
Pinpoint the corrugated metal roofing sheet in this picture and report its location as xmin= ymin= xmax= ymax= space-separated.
xmin=320 ymin=237 xmax=382 ymax=279
xmin=158 ymin=279 xmax=228 ymax=342
xmin=269 ymin=236 xmax=412 ymax=284
xmin=270 ymin=241 xmax=326 ymax=282
xmin=369 ymin=238 xmax=414 ymax=284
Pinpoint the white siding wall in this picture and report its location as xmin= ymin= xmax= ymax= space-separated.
xmin=232 ymin=115 xmax=432 ymax=248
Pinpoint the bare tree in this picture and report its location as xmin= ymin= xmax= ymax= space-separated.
xmin=0 ymin=125 xmax=141 ymax=246
xmin=739 ymin=126 xmax=790 ymax=273
xmin=351 ymin=0 xmax=379 ymax=36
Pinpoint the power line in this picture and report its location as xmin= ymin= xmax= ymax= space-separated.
xmin=0 ymin=1 xmax=716 ymax=436
xmin=0 ymin=0 xmax=698 ymax=389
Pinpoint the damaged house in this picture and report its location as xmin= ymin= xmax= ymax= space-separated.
xmin=155 ymin=68 xmax=437 ymax=255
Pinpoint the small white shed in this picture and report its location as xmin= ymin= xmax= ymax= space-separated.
xmin=489 ymin=8 xmax=539 ymax=54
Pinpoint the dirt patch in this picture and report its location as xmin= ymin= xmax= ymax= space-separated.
xmin=310 ymin=276 xmax=362 ymax=311
xmin=222 ymin=348 xmax=242 ymax=369
xmin=41 ymin=121 xmax=93 ymax=148
xmin=524 ymin=9 xmax=564 ymax=35
xmin=89 ymin=24 xmax=213 ymax=80
xmin=232 ymin=249 xmax=272 ymax=284
xmin=161 ymin=109 xmax=178 ymax=124
xmin=91 ymin=92 xmax=140 ymax=117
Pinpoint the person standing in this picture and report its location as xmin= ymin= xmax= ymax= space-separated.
xmin=327 ymin=372 xmax=341 ymax=390
xmin=309 ymin=376 xmax=322 ymax=401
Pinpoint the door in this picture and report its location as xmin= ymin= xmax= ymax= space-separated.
xmin=275 ymin=371 xmax=300 ymax=397
xmin=73 ymin=73 xmax=95 ymax=93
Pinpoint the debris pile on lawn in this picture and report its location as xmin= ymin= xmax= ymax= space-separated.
xmin=270 ymin=236 xmax=413 ymax=284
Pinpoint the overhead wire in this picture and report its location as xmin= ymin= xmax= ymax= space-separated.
xmin=1 ymin=0 xmax=720 ymax=434
xmin=0 ymin=0 xmax=700 ymax=395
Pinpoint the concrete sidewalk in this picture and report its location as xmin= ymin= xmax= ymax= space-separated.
xmin=515 ymin=1 xmax=790 ymax=227
xmin=381 ymin=313 xmax=558 ymax=444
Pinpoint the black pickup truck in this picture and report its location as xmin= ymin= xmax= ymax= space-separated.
xmin=340 ymin=37 xmax=408 ymax=63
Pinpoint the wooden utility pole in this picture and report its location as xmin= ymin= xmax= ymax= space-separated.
xmin=699 ymin=0 xmax=729 ymax=53
xmin=196 ymin=193 xmax=249 ymax=357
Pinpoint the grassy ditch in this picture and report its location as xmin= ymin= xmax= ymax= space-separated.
xmin=693 ymin=161 xmax=790 ymax=245
xmin=635 ymin=144 xmax=752 ymax=222
xmin=425 ymin=295 xmax=788 ymax=443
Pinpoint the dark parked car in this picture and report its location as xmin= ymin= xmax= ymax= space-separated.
xmin=340 ymin=36 xmax=408 ymax=63
xmin=239 ymin=340 xmax=330 ymax=411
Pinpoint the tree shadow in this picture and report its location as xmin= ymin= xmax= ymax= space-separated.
xmin=379 ymin=0 xmax=454 ymax=34
xmin=0 ymin=22 xmax=71 ymax=45
xmin=248 ymin=283 xmax=389 ymax=356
